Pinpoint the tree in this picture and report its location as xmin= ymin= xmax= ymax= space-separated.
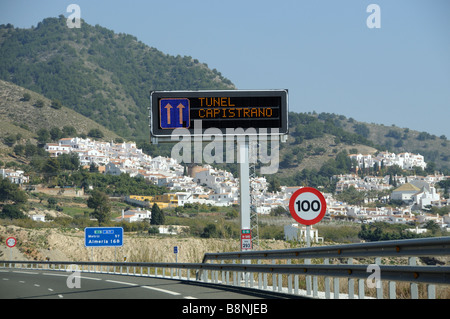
xmin=0 ymin=178 xmax=28 ymax=219
xmin=35 ymin=99 xmax=45 ymax=108
xmin=0 ymin=178 xmax=28 ymax=205
xmin=201 ymin=224 xmax=217 ymax=238
xmin=87 ymin=190 xmax=111 ymax=225
xmin=50 ymin=127 xmax=62 ymax=141
xmin=50 ymin=99 xmax=62 ymax=109
xmin=22 ymin=93 xmax=31 ymax=101
xmin=37 ymin=128 xmax=50 ymax=144
xmin=150 ymin=203 xmax=164 ymax=225
xmin=43 ymin=157 xmax=60 ymax=177
xmin=0 ymin=205 xmax=27 ymax=219
xmin=88 ymin=128 xmax=104 ymax=139
xmin=335 ymin=186 xmax=365 ymax=205
xmin=3 ymin=135 xmax=16 ymax=147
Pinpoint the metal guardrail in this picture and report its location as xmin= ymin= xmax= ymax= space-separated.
xmin=2 ymin=237 xmax=450 ymax=299
xmin=202 ymin=236 xmax=450 ymax=261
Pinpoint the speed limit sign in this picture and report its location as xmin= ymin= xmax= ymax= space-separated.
xmin=289 ymin=187 xmax=327 ymax=225
xmin=6 ymin=237 xmax=17 ymax=248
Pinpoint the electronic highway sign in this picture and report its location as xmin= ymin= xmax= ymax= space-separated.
xmin=150 ymin=90 xmax=288 ymax=138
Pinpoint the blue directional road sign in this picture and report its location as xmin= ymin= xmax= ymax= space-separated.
xmin=174 ymin=246 xmax=178 ymax=254
xmin=84 ymin=227 xmax=123 ymax=247
xmin=159 ymin=98 xmax=190 ymax=129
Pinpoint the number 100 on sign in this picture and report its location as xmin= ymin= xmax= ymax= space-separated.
xmin=289 ymin=187 xmax=327 ymax=226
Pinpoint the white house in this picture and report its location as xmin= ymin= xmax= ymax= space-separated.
xmin=0 ymin=169 xmax=29 ymax=184
xmin=391 ymin=183 xmax=421 ymax=202
xmin=284 ymin=224 xmax=323 ymax=243
xmin=412 ymin=186 xmax=441 ymax=209
xmin=116 ymin=208 xmax=151 ymax=222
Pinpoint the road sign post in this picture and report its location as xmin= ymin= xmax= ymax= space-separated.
xmin=6 ymin=237 xmax=16 ymax=261
xmin=149 ymin=90 xmax=289 ymax=253
xmin=289 ymin=187 xmax=326 ymax=295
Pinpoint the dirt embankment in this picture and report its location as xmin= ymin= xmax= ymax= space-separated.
xmin=0 ymin=225 xmax=290 ymax=263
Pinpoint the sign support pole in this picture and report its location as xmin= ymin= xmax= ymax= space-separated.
xmin=306 ymin=225 xmax=311 ymax=248
xmin=306 ymin=223 xmax=312 ymax=294
xmin=238 ymin=138 xmax=251 ymax=248
xmin=238 ymin=138 xmax=251 ymax=285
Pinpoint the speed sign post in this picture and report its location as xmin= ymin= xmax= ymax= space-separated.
xmin=289 ymin=187 xmax=327 ymax=247
xmin=6 ymin=237 xmax=17 ymax=261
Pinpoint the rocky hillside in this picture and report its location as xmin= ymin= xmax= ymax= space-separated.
xmin=0 ymin=79 xmax=118 ymax=161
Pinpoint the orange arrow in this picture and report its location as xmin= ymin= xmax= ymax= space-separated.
xmin=177 ymin=103 xmax=185 ymax=125
xmin=165 ymin=103 xmax=173 ymax=124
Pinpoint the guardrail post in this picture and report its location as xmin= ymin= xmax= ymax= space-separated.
xmin=233 ymin=260 xmax=237 ymax=286
xmin=375 ymin=257 xmax=383 ymax=299
xmin=278 ymin=269 xmax=282 ymax=292
xmin=313 ymin=276 xmax=318 ymax=298
xmin=287 ymin=259 xmax=292 ymax=294
xmin=258 ymin=260 xmax=262 ymax=290
xmin=348 ymin=258 xmax=354 ymax=299
xmin=333 ymin=277 xmax=340 ymax=299
xmin=409 ymin=257 xmax=418 ymax=299
xmin=389 ymin=281 xmax=396 ymax=299
xmin=324 ymin=258 xmax=331 ymax=299
xmin=358 ymin=278 xmax=365 ymax=299
xmin=272 ymin=259 xmax=276 ymax=291
xmin=427 ymin=284 xmax=436 ymax=299
xmin=306 ymin=257 xmax=311 ymax=296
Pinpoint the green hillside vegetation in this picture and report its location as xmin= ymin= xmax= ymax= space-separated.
xmin=277 ymin=112 xmax=448 ymax=176
xmin=0 ymin=17 xmax=235 ymax=140
xmin=0 ymin=17 xmax=448 ymax=189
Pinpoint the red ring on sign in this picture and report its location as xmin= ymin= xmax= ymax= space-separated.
xmin=289 ymin=187 xmax=327 ymax=225
xmin=6 ymin=237 xmax=17 ymax=248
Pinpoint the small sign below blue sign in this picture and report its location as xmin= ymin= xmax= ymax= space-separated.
xmin=159 ymin=98 xmax=190 ymax=129
xmin=85 ymin=227 xmax=123 ymax=247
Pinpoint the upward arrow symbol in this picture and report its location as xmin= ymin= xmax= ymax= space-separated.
xmin=165 ymin=103 xmax=173 ymax=124
xmin=177 ymin=103 xmax=185 ymax=125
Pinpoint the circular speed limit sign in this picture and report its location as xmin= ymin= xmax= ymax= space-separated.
xmin=6 ymin=237 xmax=17 ymax=248
xmin=289 ymin=187 xmax=327 ymax=225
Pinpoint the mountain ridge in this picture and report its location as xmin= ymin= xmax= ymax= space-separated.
xmin=0 ymin=16 xmax=235 ymax=140
xmin=0 ymin=17 xmax=448 ymax=174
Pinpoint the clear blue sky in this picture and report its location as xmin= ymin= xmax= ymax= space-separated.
xmin=1 ymin=0 xmax=449 ymax=137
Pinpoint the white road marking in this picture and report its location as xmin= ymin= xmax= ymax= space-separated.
xmin=42 ymin=272 xmax=68 ymax=277
xmin=80 ymin=276 xmax=102 ymax=281
xmin=141 ymin=286 xmax=181 ymax=296
xmin=105 ymin=280 xmax=138 ymax=286
xmin=184 ymin=296 xmax=198 ymax=299
xmin=13 ymin=271 xmax=39 ymax=275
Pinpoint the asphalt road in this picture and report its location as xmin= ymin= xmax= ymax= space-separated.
xmin=0 ymin=268 xmax=297 ymax=300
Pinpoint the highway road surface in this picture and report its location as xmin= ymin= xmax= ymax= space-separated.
xmin=0 ymin=268 xmax=299 ymax=300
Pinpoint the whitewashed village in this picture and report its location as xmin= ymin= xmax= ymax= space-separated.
xmin=3 ymin=137 xmax=449 ymax=239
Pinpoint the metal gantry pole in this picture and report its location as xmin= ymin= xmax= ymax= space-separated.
xmin=238 ymin=138 xmax=251 ymax=235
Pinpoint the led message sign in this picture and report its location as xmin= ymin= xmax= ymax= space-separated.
xmin=150 ymin=90 xmax=288 ymax=138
